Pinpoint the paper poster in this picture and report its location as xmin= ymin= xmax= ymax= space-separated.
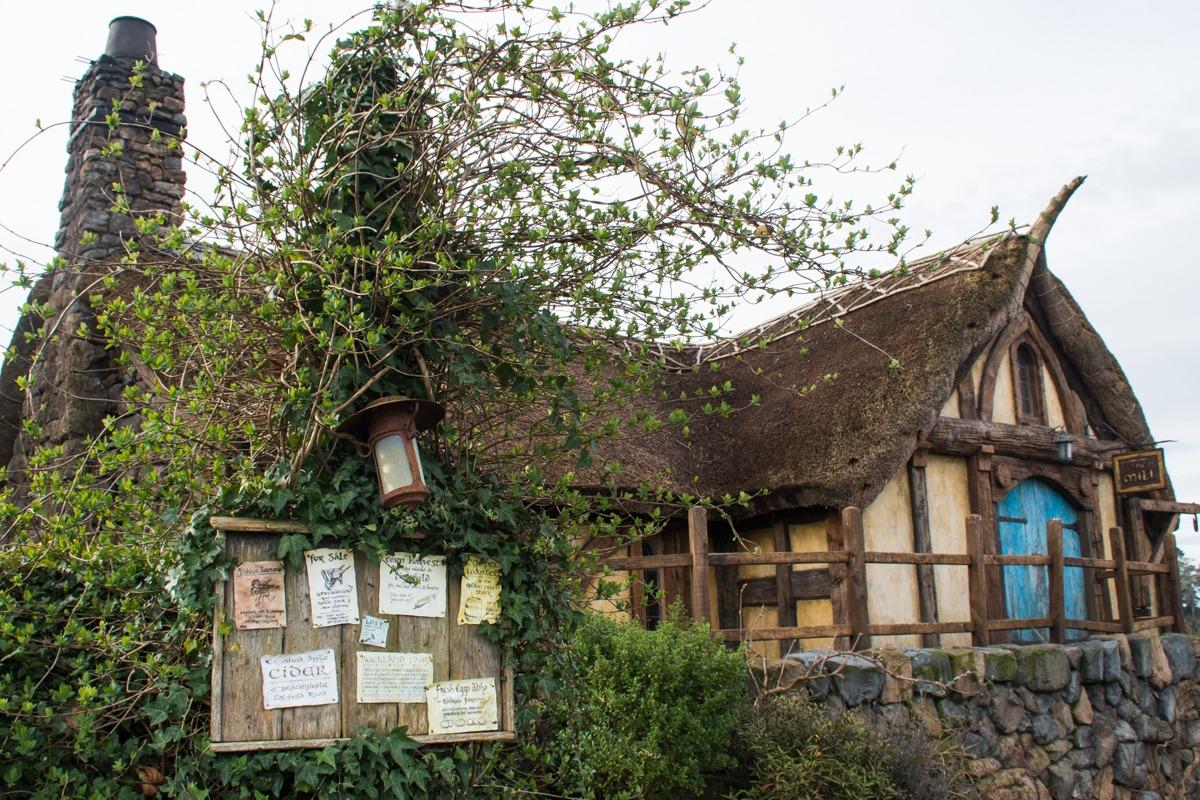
xmin=260 ymin=649 xmax=338 ymax=710
xmin=304 ymin=548 xmax=360 ymax=627
xmin=359 ymin=615 xmax=390 ymax=648
xmin=457 ymin=556 xmax=501 ymax=625
xmin=356 ymin=652 xmax=434 ymax=704
xmin=379 ymin=552 xmax=447 ymax=618
xmin=232 ymin=560 xmax=287 ymax=630
xmin=427 ymin=678 xmax=499 ymax=734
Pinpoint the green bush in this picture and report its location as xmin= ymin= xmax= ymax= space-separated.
xmin=517 ymin=610 xmax=747 ymax=800
xmin=731 ymin=694 xmax=972 ymax=800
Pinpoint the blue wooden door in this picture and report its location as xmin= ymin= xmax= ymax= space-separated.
xmin=997 ymin=479 xmax=1086 ymax=641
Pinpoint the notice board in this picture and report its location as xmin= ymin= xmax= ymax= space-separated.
xmin=209 ymin=517 xmax=515 ymax=752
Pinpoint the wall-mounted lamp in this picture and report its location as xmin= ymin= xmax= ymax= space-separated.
xmin=335 ymin=396 xmax=445 ymax=509
xmin=1053 ymin=427 xmax=1072 ymax=464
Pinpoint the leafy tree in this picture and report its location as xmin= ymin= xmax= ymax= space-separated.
xmin=0 ymin=2 xmax=915 ymax=796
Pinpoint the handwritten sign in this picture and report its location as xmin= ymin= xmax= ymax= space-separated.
xmin=427 ymin=678 xmax=498 ymax=734
xmin=260 ymin=649 xmax=339 ymax=710
xmin=457 ymin=556 xmax=501 ymax=625
xmin=305 ymin=548 xmax=360 ymax=627
xmin=1114 ymin=449 xmax=1167 ymax=494
xmin=359 ymin=615 xmax=390 ymax=648
xmin=380 ymin=552 xmax=447 ymax=618
xmin=232 ymin=561 xmax=286 ymax=630
xmin=356 ymin=652 xmax=434 ymax=704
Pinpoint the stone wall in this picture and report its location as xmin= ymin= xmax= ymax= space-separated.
xmin=0 ymin=46 xmax=186 ymax=488
xmin=763 ymin=633 xmax=1200 ymax=799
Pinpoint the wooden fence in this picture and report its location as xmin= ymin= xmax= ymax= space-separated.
xmin=598 ymin=507 xmax=1186 ymax=650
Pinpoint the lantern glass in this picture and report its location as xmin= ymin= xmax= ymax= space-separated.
xmin=374 ymin=433 xmax=415 ymax=494
xmin=1053 ymin=428 xmax=1072 ymax=463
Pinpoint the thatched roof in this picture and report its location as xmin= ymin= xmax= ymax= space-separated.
xmin=579 ymin=183 xmax=1162 ymax=515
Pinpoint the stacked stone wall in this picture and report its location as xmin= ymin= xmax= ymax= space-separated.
xmin=763 ymin=633 xmax=1200 ymax=799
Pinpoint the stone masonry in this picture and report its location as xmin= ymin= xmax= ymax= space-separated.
xmin=0 ymin=41 xmax=186 ymax=489
xmin=764 ymin=633 xmax=1200 ymax=799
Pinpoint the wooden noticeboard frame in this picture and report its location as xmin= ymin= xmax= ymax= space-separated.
xmin=208 ymin=516 xmax=515 ymax=752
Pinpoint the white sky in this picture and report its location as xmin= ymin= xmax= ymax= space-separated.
xmin=0 ymin=1 xmax=1197 ymax=556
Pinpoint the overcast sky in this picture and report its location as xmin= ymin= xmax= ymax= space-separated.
xmin=0 ymin=2 xmax=1197 ymax=555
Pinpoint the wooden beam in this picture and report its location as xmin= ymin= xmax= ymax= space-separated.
xmin=1110 ymin=526 xmax=1135 ymax=634
xmin=737 ymin=569 xmax=833 ymax=606
xmin=1163 ymin=534 xmax=1187 ymax=633
xmin=966 ymin=444 xmax=1005 ymax=644
xmin=688 ymin=507 xmax=711 ymax=626
xmin=1134 ymin=499 xmax=1200 ymax=515
xmin=826 ymin=511 xmax=849 ymax=650
xmin=707 ymin=551 xmax=850 ymax=567
xmin=772 ymin=519 xmax=798 ymax=655
xmin=966 ymin=515 xmax=991 ymax=646
xmin=719 ymin=624 xmax=851 ymax=643
xmin=841 ymin=507 xmax=870 ymax=650
xmin=927 ymin=417 xmax=1125 ymax=467
xmin=1047 ymin=518 xmax=1066 ymax=644
xmin=907 ymin=456 xmax=940 ymax=646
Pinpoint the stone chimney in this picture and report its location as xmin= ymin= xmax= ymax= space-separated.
xmin=0 ymin=17 xmax=187 ymax=488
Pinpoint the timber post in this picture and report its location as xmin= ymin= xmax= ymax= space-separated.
xmin=1047 ymin=518 xmax=1066 ymax=644
xmin=1163 ymin=533 xmax=1187 ymax=633
xmin=1111 ymin=526 xmax=1135 ymax=635
xmin=687 ymin=506 xmax=711 ymax=626
xmin=772 ymin=518 xmax=798 ymax=656
xmin=966 ymin=514 xmax=991 ymax=646
xmin=841 ymin=506 xmax=871 ymax=650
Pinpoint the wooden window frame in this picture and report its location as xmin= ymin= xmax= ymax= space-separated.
xmin=1010 ymin=337 xmax=1046 ymax=426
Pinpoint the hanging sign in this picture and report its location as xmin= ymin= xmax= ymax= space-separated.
xmin=1114 ymin=449 xmax=1167 ymax=494
xmin=457 ymin=556 xmax=502 ymax=625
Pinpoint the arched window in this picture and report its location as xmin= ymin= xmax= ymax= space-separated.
xmin=1013 ymin=342 xmax=1045 ymax=424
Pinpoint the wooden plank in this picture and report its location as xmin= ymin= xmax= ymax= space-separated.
xmin=868 ymin=621 xmax=972 ymax=636
xmin=826 ymin=512 xmax=850 ymax=650
xmin=688 ymin=507 xmax=711 ymax=625
xmin=221 ymin=533 xmax=283 ymax=743
xmin=209 ymin=729 xmax=517 ymax=753
xmin=1047 ymin=518 xmax=1066 ymax=644
xmin=865 ymin=552 xmax=973 ymax=566
xmin=1110 ymin=526 xmax=1136 ymax=635
xmin=1062 ymin=556 xmax=1118 ymax=570
xmin=908 ymin=457 xmax=940 ymax=646
xmin=1134 ymin=499 xmax=1200 ymax=515
xmin=209 ymin=516 xmax=310 ymax=533
xmin=501 ymin=666 xmax=516 ymax=734
xmin=737 ymin=568 xmax=832 ymax=606
xmin=1163 ymin=534 xmax=1187 ymax=633
xmin=966 ymin=515 xmax=991 ymax=646
xmin=707 ymin=550 xmax=850 ymax=567
xmin=604 ymin=553 xmax=693 ymax=570
xmin=718 ymin=624 xmax=851 ymax=643
xmin=989 ymin=617 xmax=1054 ymax=632
xmin=1132 ymin=615 xmax=1175 ymax=632
xmin=957 ymin=371 xmax=978 ymax=420
xmin=1125 ymin=561 xmax=1170 ymax=575
xmin=841 ymin=507 xmax=870 ymax=650
xmin=966 ymin=445 xmax=1004 ymax=644
xmin=1062 ymin=618 xmax=1124 ymax=633
xmin=628 ymin=539 xmax=646 ymax=627
xmin=210 ymin=531 xmax=226 ymax=742
xmin=772 ymin=519 xmax=797 ymax=655
xmin=341 ymin=552 xmax=397 ymax=738
xmin=984 ymin=554 xmax=1054 ymax=567
xmin=714 ymin=555 xmax=742 ymax=636
xmin=447 ymin=566 xmax=504 ymax=733
xmin=282 ymin=545 xmax=342 ymax=741
xmin=390 ymin=561 xmax=449 ymax=738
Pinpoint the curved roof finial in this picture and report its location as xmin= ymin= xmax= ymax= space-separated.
xmin=1026 ymin=175 xmax=1086 ymax=267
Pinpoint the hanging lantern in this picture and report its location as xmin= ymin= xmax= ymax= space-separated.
xmin=1052 ymin=427 xmax=1072 ymax=464
xmin=336 ymin=396 xmax=445 ymax=509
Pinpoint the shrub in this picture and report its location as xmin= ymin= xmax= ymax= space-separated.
xmin=731 ymin=694 xmax=974 ymax=800
xmin=522 ymin=610 xmax=747 ymax=799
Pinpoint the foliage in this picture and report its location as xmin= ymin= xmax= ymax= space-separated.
xmin=730 ymin=694 xmax=972 ymax=800
xmin=1179 ymin=553 xmax=1199 ymax=633
xmin=492 ymin=610 xmax=747 ymax=799
xmin=0 ymin=0 xmax=917 ymax=796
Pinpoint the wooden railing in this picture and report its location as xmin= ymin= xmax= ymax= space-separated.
xmin=595 ymin=506 xmax=1186 ymax=650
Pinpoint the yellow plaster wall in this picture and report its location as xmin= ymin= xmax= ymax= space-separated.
xmin=1043 ymin=366 xmax=1067 ymax=429
xmin=863 ymin=471 xmax=921 ymax=648
xmin=993 ymin=350 xmax=1017 ymax=424
xmin=925 ymin=454 xmax=973 ymax=647
xmin=940 ymin=389 xmax=960 ymax=418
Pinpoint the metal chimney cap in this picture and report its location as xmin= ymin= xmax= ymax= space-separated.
xmin=105 ymin=16 xmax=158 ymax=67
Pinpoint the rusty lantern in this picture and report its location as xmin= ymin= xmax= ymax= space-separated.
xmin=335 ymin=396 xmax=445 ymax=509
xmin=1053 ymin=427 xmax=1073 ymax=464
